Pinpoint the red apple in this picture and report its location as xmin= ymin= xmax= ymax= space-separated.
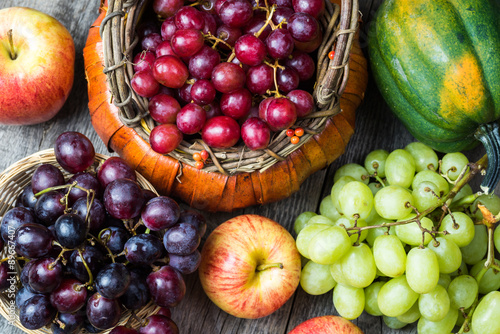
xmin=199 ymin=214 xmax=301 ymax=319
xmin=0 ymin=7 xmax=74 ymax=125
xmin=289 ymin=315 xmax=364 ymax=334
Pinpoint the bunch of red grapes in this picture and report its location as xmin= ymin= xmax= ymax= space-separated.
xmin=0 ymin=132 xmax=206 ymax=334
xmin=131 ymin=0 xmax=325 ymax=155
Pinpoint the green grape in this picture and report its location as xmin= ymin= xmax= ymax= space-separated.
xmin=439 ymin=212 xmax=475 ymax=248
xmin=294 ymin=211 xmax=317 ymax=235
xmin=374 ymin=185 xmax=414 ymax=220
xmin=334 ymin=217 xmax=368 ymax=244
xmin=377 ymin=275 xmax=419 ymax=317
xmin=331 ymin=176 xmax=356 ymax=211
xmin=338 ymin=181 xmax=374 ymax=220
xmin=383 ymin=316 xmax=408 ymax=329
xmin=406 ymin=247 xmax=440 ymax=294
xmin=495 ymin=226 xmax=500 ymax=254
xmin=396 ymin=300 xmax=421 ymax=324
xmin=308 ymin=226 xmax=351 ymax=265
xmin=332 ymin=283 xmax=365 ymax=320
xmin=333 ymin=163 xmax=370 ymax=185
xmin=340 ymin=243 xmax=376 ymax=288
xmin=405 ymin=141 xmax=439 ymax=172
xmin=428 ymin=237 xmax=462 ymax=274
xmin=470 ymin=259 xmax=500 ymax=294
xmin=329 ymin=261 xmax=349 ymax=286
xmin=367 ymin=182 xmax=383 ymax=196
xmin=365 ymin=205 xmax=382 ymax=224
xmin=412 ymin=170 xmax=449 ymax=195
xmin=471 ymin=291 xmax=500 ymax=334
xmin=395 ymin=214 xmax=433 ymax=246
xmin=472 ymin=193 xmax=500 ymax=220
xmin=437 ymin=274 xmax=452 ymax=289
xmin=447 ymin=275 xmax=478 ymax=309
xmin=412 ymin=181 xmax=442 ymax=212
xmin=461 ymin=225 xmax=487 ymax=265
xmin=451 ymin=183 xmax=473 ymax=204
xmin=364 ymin=281 xmax=385 ymax=316
xmin=441 ymin=152 xmax=469 ymax=181
xmin=319 ymin=195 xmax=342 ymax=222
xmin=418 ymin=284 xmax=450 ymax=322
xmin=306 ymin=215 xmax=335 ymax=226
xmin=373 ymin=234 xmax=406 ymax=277
xmin=296 ymin=224 xmax=331 ymax=258
xmin=365 ymin=218 xmax=396 ymax=247
xmin=417 ymin=308 xmax=458 ymax=334
xmin=385 ymin=149 xmax=416 ymax=188
xmin=300 ymin=260 xmax=337 ymax=295
xmin=450 ymin=260 xmax=469 ymax=277
xmin=364 ymin=149 xmax=389 ymax=178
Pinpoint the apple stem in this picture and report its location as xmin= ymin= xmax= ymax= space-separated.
xmin=256 ymin=263 xmax=283 ymax=271
xmin=7 ymin=29 xmax=17 ymax=60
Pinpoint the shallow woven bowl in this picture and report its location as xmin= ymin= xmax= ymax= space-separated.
xmin=0 ymin=149 xmax=161 ymax=334
xmin=84 ymin=0 xmax=368 ymax=212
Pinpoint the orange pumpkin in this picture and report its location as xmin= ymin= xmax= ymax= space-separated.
xmin=83 ymin=0 xmax=368 ymax=212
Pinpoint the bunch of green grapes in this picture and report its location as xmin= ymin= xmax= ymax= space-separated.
xmin=294 ymin=142 xmax=500 ymax=334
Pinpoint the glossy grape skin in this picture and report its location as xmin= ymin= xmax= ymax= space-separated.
xmin=287 ymin=90 xmax=314 ymax=117
xmin=66 ymin=172 xmax=102 ymax=204
xmin=119 ymin=270 xmax=151 ymax=310
xmin=300 ymin=260 xmax=336 ymax=295
xmin=285 ymin=51 xmax=315 ymax=81
xmin=156 ymin=40 xmax=177 ymax=58
xmin=68 ymin=246 xmax=105 ymax=282
xmin=385 ymin=149 xmax=416 ymax=188
xmin=404 ymin=141 xmax=439 ymax=172
xmin=31 ymin=164 xmax=65 ymax=195
xmin=19 ymin=294 xmax=56 ymax=330
xmin=241 ymin=117 xmax=271 ymax=151
xmin=439 ymin=212 xmax=475 ymax=248
xmin=292 ymin=0 xmax=325 ymax=18
xmin=104 ymin=179 xmax=145 ymax=220
xmin=174 ymin=6 xmax=204 ymax=30
xmin=287 ymin=12 xmax=320 ymax=42
xmin=176 ymin=103 xmax=207 ymax=135
xmin=97 ymin=157 xmax=136 ymax=188
xmin=177 ymin=210 xmax=207 ymax=236
xmin=218 ymin=0 xmax=253 ymax=28
xmin=373 ymin=234 xmax=406 ymax=278
xmin=1 ymin=207 xmax=36 ymax=242
xmin=55 ymin=132 xmax=95 ymax=174
xmin=418 ymin=284 xmax=450 ymax=322
xmin=153 ymin=55 xmax=189 ymax=89
xmin=54 ymin=213 xmax=88 ymax=248
xmin=211 ymin=62 xmax=246 ymax=94
xmin=265 ymin=28 xmax=294 ymax=59
xmin=51 ymin=311 xmax=85 ymax=334
xmin=34 ymin=190 xmax=67 ymax=225
xmin=243 ymin=14 xmax=272 ymax=41
xmin=140 ymin=315 xmax=179 ymax=334
xmin=340 ymin=243 xmax=377 ymax=288
xmin=141 ymin=196 xmax=180 ymax=231
xmin=334 ymin=163 xmax=370 ymax=184
xmin=124 ymin=234 xmax=165 ymax=266
xmin=99 ymin=226 xmax=130 ymax=254
xmin=235 ymin=34 xmax=266 ymax=66
xmin=73 ymin=197 xmax=106 ymax=233
xmin=276 ymin=67 xmax=300 ymax=93
xmin=150 ymin=123 xmax=183 ymax=154
xmin=153 ymin=0 xmax=184 ymax=18
xmin=16 ymin=287 xmax=42 ymax=308
xmin=296 ymin=223 xmax=331 ymax=259
xmin=28 ymin=257 xmax=63 ymax=293
xmin=220 ymin=88 xmax=252 ymax=119
xmin=471 ymin=291 xmax=500 ymax=334
xmin=141 ymin=33 xmax=163 ymax=52
xmin=377 ymin=275 xmax=419 ymax=317
xmin=374 ymin=185 xmax=414 ymax=220
xmin=246 ymin=63 xmax=274 ymax=95
xmin=131 ymin=70 xmax=161 ymax=98
xmin=191 ymin=79 xmax=216 ymax=105
xmin=406 ymin=247 xmax=440 ymax=294
xmin=333 ymin=283 xmax=365 ymax=320
xmin=86 ymin=293 xmax=122 ymax=330
xmin=146 ymin=265 xmax=186 ymax=308
xmin=447 ymin=275 xmax=478 ymax=309
xmin=15 ymin=183 xmax=38 ymax=210
xmin=50 ymin=278 xmax=87 ymax=313
xmin=265 ymin=97 xmax=297 ymax=131
xmin=171 ymin=29 xmax=205 ymax=58
xmin=427 ymin=237 xmax=462 ymax=274
xmin=15 ymin=223 xmax=54 ymax=258
xmin=338 ymin=181 xmax=374 ymax=220
xmin=163 ymin=223 xmax=201 ymax=255
xmin=96 ymin=263 xmax=131 ymax=299
xmin=168 ymin=250 xmax=202 ymax=275
xmin=202 ymin=116 xmax=241 ymax=149
xmin=308 ymin=226 xmax=351 ymax=265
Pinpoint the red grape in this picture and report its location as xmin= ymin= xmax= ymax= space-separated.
xmin=153 ymin=0 xmax=184 ymax=18
xmin=141 ymin=196 xmax=181 ymax=231
xmin=243 ymin=14 xmax=272 ymax=41
xmin=292 ymin=0 xmax=325 ymax=18
xmin=211 ymin=62 xmax=246 ymax=93
xmin=160 ymin=17 xmax=177 ymax=41
xmin=176 ymin=103 xmax=207 ymax=135
xmin=219 ymin=0 xmax=254 ymax=28
xmin=204 ymin=101 xmax=223 ymax=119
xmin=191 ymin=79 xmax=216 ymax=105
xmin=216 ymin=24 xmax=242 ymax=50
xmin=153 ymin=55 xmax=189 ymax=89
xmin=131 ymin=70 xmax=160 ymax=98
xmin=155 ymin=40 xmax=177 ymax=58
xmin=54 ymin=132 xmax=95 ymax=174
xmin=86 ymin=293 xmax=121 ymax=330
xmin=133 ymin=51 xmax=156 ymax=73
xmin=189 ymin=45 xmax=221 ymax=80
xmin=287 ymin=12 xmax=320 ymax=42
xmin=235 ymin=34 xmax=267 ymax=66
xmin=170 ymin=29 xmax=205 ymax=58
xmin=265 ymin=28 xmax=294 ymax=59
xmin=140 ymin=315 xmax=179 ymax=334
xmin=287 ymin=89 xmax=315 ymax=117
xmin=50 ymin=278 xmax=87 ymax=313
xmin=220 ymin=88 xmax=252 ymax=119
xmin=141 ymin=33 xmax=163 ymax=52
xmin=31 ymin=164 xmax=65 ymax=195
xmin=146 ymin=266 xmax=186 ymax=308
xmin=265 ymin=97 xmax=297 ymax=130
xmin=276 ymin=66 xmax=300 ymax=93
xmin=97 ymin=156 xmax=136 ymax=187
xmin=149 ymin=93 xmax=181 ymax=124
xmin=103 ymin=179 xmax=145 ymax=220
xmin=201 ymin=12 xmax=217 ymax=35
xmin=149 ymin=123 xmax=183 ymax=154
xmin=241 ymin=117 xmax=271 ymax=150
xmin=174 ymin=6 xmax=205 ymax=30
xmin=258 ymin=97 xmax=274 ymax=121
xmin=284 ymin=51 xmax=315 ymax=80
xmin=246 ymin=63 xmax=274 ymax=95
xmin=273 ymin=6 xmax=294 ymax=26
xmin=201 ymin=116 xmax=241 ymax=148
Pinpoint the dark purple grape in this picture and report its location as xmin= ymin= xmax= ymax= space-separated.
xmin=34 ymin=190 xmax=66 ymax=226
xmin=216 ymin=24 xmax=242 ymax=50
xmin=84 ymin=319 xmax=103 ymax=333
xmin=143 ymin=189 xmax=158 ymax=203
xmin=68 ymin=246 xmax=105 ymax=282
xmin=16 ymin=287 xmax=43 ymax=308
xmin=99 ymin=227 xmax=130 ymax=254
xmin=265 ymin=28 xmax=294 ymax=59
xmin=156 ymin=307 xmax=172 ymax=318
xmin=174 ymin=6 xmax=204 ymax=30
xmin=104 ymin=178 xmax=145 ymax=220
xmin=72 ymin=197 xmax=106 ymax=233
xmin=19 ymin=294 xmax=56 ymax=330
xmin=0 ymin=262 xmax=11 ymax=291
xmin=86 ymin=292 xmax=121 ymax=330
xmin=15 ymin=223 xmax=53 ymax=258
xmin=139 ymin=315 xmax=179 ymax=334
xmin=163 ymin=223 xmax=201 ymax=255
xmin=111 ymin=326 xmax=139 ymax=334
xmin=50 ymin=278 xmax=87 ymax=313
xmin=119 ymin=270 xmax=150 ymax=310
xmin=141 ymin=196 xmax=180 ymax=231
xmin=51 ymin=310 xmax=85 ymax=334
xmin=54 ymin=132 xmax=95 ymax=174
xmin=219 ymin=0 xmax=253 ymax=28
xmin=272 ymin=6 xmax=294 ymax=26
xmin=177 ymin=81 xmax=195 ymax=105
xmin=141 ymin=32 xmax=163 ymax=52
xmin=1 ymin=206 xmax=36 ymax=242
xmin=201 ymin=12 xmax=217 ymax=35
xmin=292 ymin=0 xmax=325 ymax=18
xmin=276 ymin=66 xmax=300 ymax=93
xmin=146 ymin=266 xmax=186 ymax=308
xmin=285 ymin=51 xmax=315 ymax=81
xmin=204 ymin=101 xmax=223 ymax=119
xmin=269 ymin=0 xmax=292 ymax=6
xmin=66 ymin=172 xmax=102 ymax=204
xmin=31 ymin=164 xmax=65 ymax=195
xmin=124 ymin=234 xmax=164 ymax=266
xmin=177 ymin=210 xmax=207 ymax=236
xmin=20 ymin=261 xmax=36 ymax=292
xmin=287 ymin=12 xmax=320 ymax=42
xmin=15 ymin=183 xmax=38 ymax=210
xmin=189 ymin=45 xmax=221 ymax=80
xmin=97 ymin=157 xmax=137 ymax=189
xmin=28 ymin=257 xmax=63 ymax=293
xmin=168 ymin=250 xmax=202 ymax=275
xmin=136 ymin=21 xmax=160 ymax=39
xmin=54 ymin=213 xmax=87 ymax=248
xmin=95 ymin=263 xmax=130 ymax=300
xmin=246 ymin=63 xmax=274 ymax=95
xmin=153 ymin=0 xmax=184 ymax=18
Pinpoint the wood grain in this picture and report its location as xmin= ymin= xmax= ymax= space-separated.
xmin=0 ymin=0 xmax=494 ymax=333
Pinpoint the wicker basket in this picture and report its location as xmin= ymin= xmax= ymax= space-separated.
xmin=0 ymin=149 xmax=161 ymax=334
xmin=85 ymin=0 xmax=367 ymax=211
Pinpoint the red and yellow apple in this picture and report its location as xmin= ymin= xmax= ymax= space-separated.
xmin=289 ymin=315 xmax=364 ymax=334
xmin=199 ymin=214 xmax=301 ymax=319
xmin=0 ymin=7 xmax=74 ymax=125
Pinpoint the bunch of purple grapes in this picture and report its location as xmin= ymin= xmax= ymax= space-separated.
xmin=132 ymin=0 xmax=324 ymax=154
xmin=0 ymin=131 xmax=206 ymax=334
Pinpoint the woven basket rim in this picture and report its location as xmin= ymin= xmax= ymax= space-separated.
xmin=0 ymin=149 xmax=162 ymax=334
xmin=100 ymin=0 xmax=359 ymax=175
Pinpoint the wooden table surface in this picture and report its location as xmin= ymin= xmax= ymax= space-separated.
xmin=0 ymin=0 xmax=492 ymax=333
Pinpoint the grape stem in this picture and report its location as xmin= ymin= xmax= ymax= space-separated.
xmin=77 ymin=248 xmax=94 ymax=288
xmin=89 ymin=233 xmax=116 ymax=263
xmin=253 ymin=4 xmax=277 ymax=38
xmin=457 ymin=299 xmax=478 ymax=334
